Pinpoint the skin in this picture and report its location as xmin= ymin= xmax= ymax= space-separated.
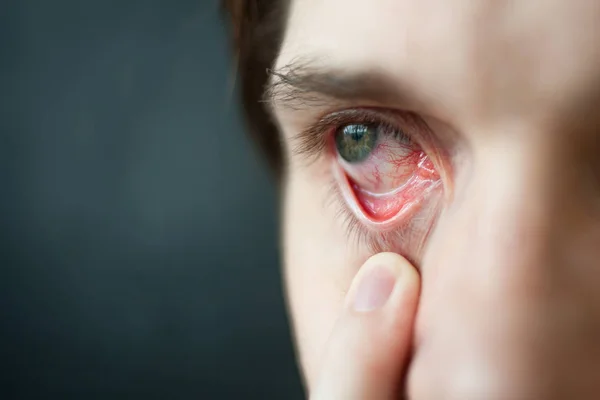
xmin=310 ymin=252 xmax=420 ymax=399
xmin=271 ymin=0 xmax=600 ymax=398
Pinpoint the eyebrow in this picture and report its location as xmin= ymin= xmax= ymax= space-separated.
xmin=264 ymin=59 xmax=415 ymax=113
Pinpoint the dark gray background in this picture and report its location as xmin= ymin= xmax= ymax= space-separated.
xmin=1 ymin=0 xmax=303 ymax=398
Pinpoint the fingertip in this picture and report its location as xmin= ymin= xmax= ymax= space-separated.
xmin=363 ymin=252 xmax=420 ymax=294
xmin=344 ymin=252 xmax=420 ymax=313
xmin=312 ymin=252 xmax=421 ymax=399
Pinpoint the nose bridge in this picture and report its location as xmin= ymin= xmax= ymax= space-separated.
xmin=470 ymin=137 xmax=555 ymax=294
xmin=410 ymin=126 xmax=600 ymax=398
xmin=430 ymin=132 xmax=562 ymax=299
xmin=461 ymin=127 xmax=595 ymax=298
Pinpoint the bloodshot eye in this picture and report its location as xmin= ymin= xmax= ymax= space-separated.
xmin=333 ymin=120 xmax=440 ymax=228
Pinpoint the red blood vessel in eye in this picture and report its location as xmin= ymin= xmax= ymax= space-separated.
xmin=352 ymin=151 xmax=439 ymax=223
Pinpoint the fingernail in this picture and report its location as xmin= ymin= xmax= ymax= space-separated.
xmin=352 ymin=263 xmax=397 ymax=312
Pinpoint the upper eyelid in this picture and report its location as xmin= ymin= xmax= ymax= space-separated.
xmin=291 ymin=107 xmax=429 ymax=161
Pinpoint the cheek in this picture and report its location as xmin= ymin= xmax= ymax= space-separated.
xmin=282 ymin=168 xmax=370 ymax=388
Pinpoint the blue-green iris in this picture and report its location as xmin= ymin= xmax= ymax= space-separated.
xmin=335 ymin=124 xmax=378 ymax=163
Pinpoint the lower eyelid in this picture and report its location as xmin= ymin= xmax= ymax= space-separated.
xmin=294 ymin=109 xmax=451 ymax=259
xmin=332 ymin=159 xmax=441 ymax=231
xmin=329 ymin=161 xmax=444 ymax=264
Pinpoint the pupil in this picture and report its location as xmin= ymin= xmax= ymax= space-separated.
xmin=345 ymin=125 xmax=366 ymax=141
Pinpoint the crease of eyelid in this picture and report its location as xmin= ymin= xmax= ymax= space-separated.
xmin=262 ymin=58 xmax=419 ymax=114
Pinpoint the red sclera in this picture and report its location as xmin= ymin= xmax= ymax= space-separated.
xmin=352 ymin=152 xmax=440 ymax=223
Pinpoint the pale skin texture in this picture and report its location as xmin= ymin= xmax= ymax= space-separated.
xmin=271 ymin=0 xmax=600 ymax=398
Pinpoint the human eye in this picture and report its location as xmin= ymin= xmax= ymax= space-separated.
xmin=293 ymin=108 xmax=447 ymax=260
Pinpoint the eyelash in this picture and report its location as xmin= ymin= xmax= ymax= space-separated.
xmin=292 ymin=108 xmax=436 ymax=259
xmin=292 ymin=108 xmax=424 ymax=161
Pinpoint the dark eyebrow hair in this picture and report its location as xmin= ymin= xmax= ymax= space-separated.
xmin=263 ymin=59 xmax=415 ymax=113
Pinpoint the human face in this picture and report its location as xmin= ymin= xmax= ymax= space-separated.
xmin=269 ymin=0 xmax=600 ymax=398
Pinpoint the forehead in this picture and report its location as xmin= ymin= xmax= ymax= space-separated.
xmin=278 ymin=0 xmax=600 ymax=128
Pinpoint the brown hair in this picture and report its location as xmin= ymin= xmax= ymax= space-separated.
xmin=222 ymin=0 xmax=289 ymax=176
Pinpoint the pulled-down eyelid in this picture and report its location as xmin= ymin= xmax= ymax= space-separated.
xmin=266 ymin=60 xmax=451 ymax=261
xmin=327 ymin=157 xmax=444 ymax=262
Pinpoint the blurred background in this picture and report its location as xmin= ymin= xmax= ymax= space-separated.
xmin=0 ymin=0 xmax=303 ymax=398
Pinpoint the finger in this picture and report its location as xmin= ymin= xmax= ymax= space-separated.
xmin=311 ymin=252 xmax=420 ymax=400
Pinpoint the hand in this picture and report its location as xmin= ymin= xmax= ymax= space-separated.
xmin=310 ymin=252 xmax=420 ymax=400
